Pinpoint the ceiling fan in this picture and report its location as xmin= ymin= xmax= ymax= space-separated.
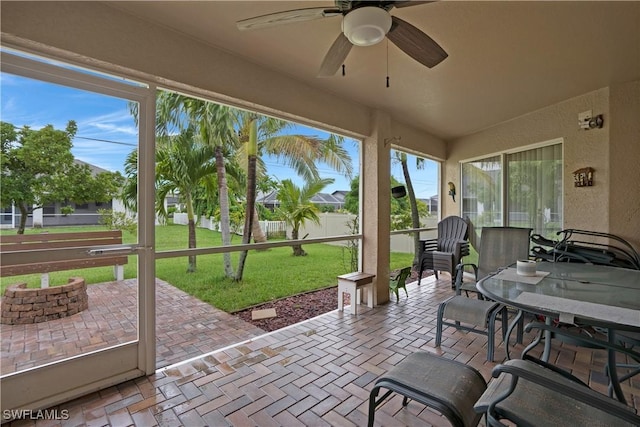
xmin=236 ymin=1 xmax=447 ymax=77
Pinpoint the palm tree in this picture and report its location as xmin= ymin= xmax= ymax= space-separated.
xmin=122 ymin=129 xmax=217 ymax=273
xmin=160 ymin=93 xmax=239 ymax=278
xmin=234 ymin=113 xmax=353 ymax=278
xmin=276 ymin=177 xmax=334 ymax=256
xmin=157 ymin=130 xmax=217 ymax=272
xmin=129 ymin=91 xmax=240 ymax=278
xmin=394 ymin=151 xmax=425 ymax=266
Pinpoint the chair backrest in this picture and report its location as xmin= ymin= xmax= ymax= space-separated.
xmin=437 ymin=216 xmax=468 ymax=251
xmin=392 ymin=266 xmax=412 ymax=286
xmin=477 ymin=227 xmax=532 ymax=280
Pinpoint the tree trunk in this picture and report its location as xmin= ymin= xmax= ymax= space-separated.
xmin=215 ymin=145 xmax=234 ymax=278
xmin=401 ymin=159 xmax=421 ymax=267
xmin=187 ymin=218 xmax=197 ymax=272
xmin=17 ymin=204 xmax=28 ymax=235
xmin=251 ymin=207 xmax=267 ymax=243
xmin=236 ymin=153 xmax=257 ymax=280
xmin=186 ymin=195 xmax=197 ymax=273
xmin=291 ymin=226 xmax=306 ymax=256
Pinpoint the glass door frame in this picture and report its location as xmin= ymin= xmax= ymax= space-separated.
xmin=0 ymin=50 xmax=156 ymax=412
xmin=459 ymin=138 xmax=564 ymax=233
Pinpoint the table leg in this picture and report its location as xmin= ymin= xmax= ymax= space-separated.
xmin=608 ymin=329 xmax=627 ymax=405
xmin=504 ymin=310 xmax=523 ymax=360
xmin=541 ymin=317 xmax=552 ymax=362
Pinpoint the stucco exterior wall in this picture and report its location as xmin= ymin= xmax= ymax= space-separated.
xmin=390 ymin=120 xmax=447 ymax=161
xmin=608 ymin=81 xmax=640 ymax=249
xmin=445 ymin=85 xmax=639 ymax=251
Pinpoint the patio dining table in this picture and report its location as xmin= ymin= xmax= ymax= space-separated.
xmin=477 ymin=262 xmax=640 ymax=405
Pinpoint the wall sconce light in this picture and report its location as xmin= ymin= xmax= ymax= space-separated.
xmin=578 ymin=111 xmax=604 ymax=130
xmin=391 ymin=185 xmax=407 ymax=199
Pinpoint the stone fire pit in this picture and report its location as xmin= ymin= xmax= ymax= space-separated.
xmin=1 ymin=277 xmax=89 ymax=325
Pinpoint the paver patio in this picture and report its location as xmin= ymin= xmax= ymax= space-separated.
xmin=1 ymin=279 xmax=265 ymax=375
xmin=2 ymin=275 xmax=638 ymax=426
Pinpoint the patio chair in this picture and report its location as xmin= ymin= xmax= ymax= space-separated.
xmin=368 ymin=352 xmax=487 ymax=427
xmin=417 ymin=216 xmax=469 ymax=285
xmin=435 ymin=227 xmax=532 ymax=362
xmin=608 ymin=330 xmax=640 ymax=401
xmin=474 ymin=356 xmax=640 ymax=426
xmin=473 ymin=321 xmax=640 ymax=425
xmin=389 ymin=266 xmax=412 ymax=302
xmin=530 ymin=228 xmax=640 ymax=269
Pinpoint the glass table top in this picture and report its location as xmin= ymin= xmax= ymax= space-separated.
xmin=477 ymin=262 xmax=640 ymax=328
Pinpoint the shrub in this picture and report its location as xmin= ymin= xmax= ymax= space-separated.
xmin=98 ymin=209 xmax=137 ymax=234
xmin=60 ymin=205 xmax=74 ymax=216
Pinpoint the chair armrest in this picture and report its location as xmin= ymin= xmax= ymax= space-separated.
xmin=520 ymin=354 xmax=588 ymax=387
xmin=454 ymin=263 xmax=478 ymax=295
xmin=486 ymin=359 xmax=640 ymax=426
xmin=459 ymin=240 xmax=470 ymax=258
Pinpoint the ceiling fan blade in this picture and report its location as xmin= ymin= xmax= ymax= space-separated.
xmin=392 ymin=1 xmax=435 ymax=8
xmin=318 ymin=33 xmax=353 ymax=77
xmin=237 ymin=7 xmax=342 ymax=31
xmin=387 ymin=16 xmax=447 ymax=68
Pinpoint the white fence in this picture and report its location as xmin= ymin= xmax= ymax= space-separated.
xmin=172 ymin=213 xmax=286 ymax=237
xmin=173 ymin=212 xmax=438 ymax=254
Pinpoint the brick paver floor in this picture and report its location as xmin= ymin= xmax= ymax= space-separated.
xmin=1 ymin=279 xmax=265 ymax=375
xmin=3 ymin=275 xmax=639 ymax=426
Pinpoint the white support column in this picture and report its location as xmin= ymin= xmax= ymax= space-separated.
xmin=361 ymin=111 xmax=392 ymax=305
xmin=40 ymin=273 xmax=50 ymax=288
xmin=32 ymin=206 xmax=43 ymax=228
xmin=114 ymin=265 xmax=124 ymax=281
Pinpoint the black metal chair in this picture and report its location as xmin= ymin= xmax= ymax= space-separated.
xmin=435 ymin=227 xmax=532 ymax=362
xmin=418 ymin=216 xmax=469 ymax=285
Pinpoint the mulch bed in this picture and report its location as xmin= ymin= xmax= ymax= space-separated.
xmin=232 ymin=287 xmax=342 ymax=332
xmin=232 ymin=268 xmax=431 ymax=332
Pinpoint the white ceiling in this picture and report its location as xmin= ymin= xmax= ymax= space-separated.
xmin=107 ymin=1 xmax=640 ymax=140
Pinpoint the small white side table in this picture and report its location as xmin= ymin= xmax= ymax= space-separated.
xmin=337 ymin=272 xmax=376 ymax=315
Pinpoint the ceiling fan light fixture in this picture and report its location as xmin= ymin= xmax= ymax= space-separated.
xmin=342 ymin=7 xmax=392 ymax=47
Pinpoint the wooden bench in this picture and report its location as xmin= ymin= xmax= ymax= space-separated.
xmin=0 ymin=230 xmax=128 ymax=287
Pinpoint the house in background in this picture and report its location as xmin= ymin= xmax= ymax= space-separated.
xmin=256 ymin=190 xmax=347 ymax=212
xmin=1 ymin=160 xmax=120 ymax=229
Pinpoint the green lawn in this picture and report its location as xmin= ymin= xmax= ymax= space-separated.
xmin=1 ymin=224 xmax=414 ymax=312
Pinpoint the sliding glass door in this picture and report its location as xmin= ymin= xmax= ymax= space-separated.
xmin=506 ymin=143 xmax=563 ymax=237
xmin=461 ymin=141 xmax=563 ymax=241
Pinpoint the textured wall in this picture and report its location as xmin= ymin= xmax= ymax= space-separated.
xmin=445 ymin=85 xmax=639 ymax=252
xmin=608 ymin=81 xmax=640 ymax=250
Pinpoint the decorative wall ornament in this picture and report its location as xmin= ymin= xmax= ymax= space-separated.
xmin=447 ymin=182 xmax=457 ymax=202
xmin=573 ymin=167 xmax=594 ymax=187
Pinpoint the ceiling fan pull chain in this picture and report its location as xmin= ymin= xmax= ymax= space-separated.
xmin=342 ymin=64 xmax=346 ymax=76
xmin=386 ymin=39 xmax=390 ymax=88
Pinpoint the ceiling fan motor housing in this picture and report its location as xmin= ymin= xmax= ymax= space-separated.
xmin=342 ymin=6 xmax=392 ymax=46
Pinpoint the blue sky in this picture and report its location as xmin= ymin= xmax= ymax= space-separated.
xmin=1 ymin=71 xmax=438 ymax=198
